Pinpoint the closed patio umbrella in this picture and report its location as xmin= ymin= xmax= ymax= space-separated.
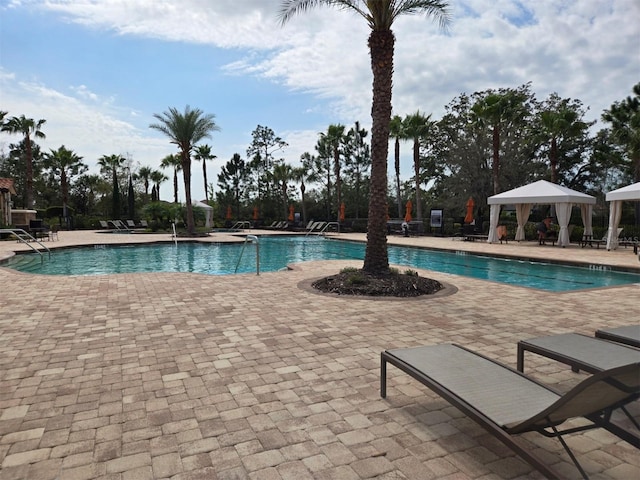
xmin=404 ymin=200 xmax=413 ymax=222
xmin=464 ymin=197 xmax=474 ymax=224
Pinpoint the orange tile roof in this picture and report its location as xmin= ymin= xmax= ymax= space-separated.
xmin=0 ymin=178 xmax=17 ymax=194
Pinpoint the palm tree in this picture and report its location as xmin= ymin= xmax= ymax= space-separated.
xmin=160 ymin=154 xmax=182 ymax=203
xmin=98 ymin=154 xmax=126 ymax=218
xmin=272 ymin=162 xmax=294 ymax=220
xmin=150 ymin=170 xmax=168 ymax=202
xmin=471 ymin=91 xmax=527 ymax=195
xmin=389 ymin=114 xmax=405 ymax=217
xmin=539 ymin=105 xmax=587 ymax=184
xmin=403 ymin=111 xmax=434 ymax=221
xmin=293 ymin=155 xmax=317 ymax=227
xmin=603 ymin=82 xmax=640 ymax=183
xmin=194 ymin=144 xmax=216 ymax=202
xmin=1 ymin=115 xmax=46 ymax=208
xmin=44 ymin=145 xmax=87 ymax=225
xmin=280 ymin=0 xmax=450 ymax=274
xmin=150 ymin=105 xmax=220 ymax=235
xmin=321 ymin=124 xmax=347 ymax=222
xmin=136 ymin=166 xmax=153 ymax=197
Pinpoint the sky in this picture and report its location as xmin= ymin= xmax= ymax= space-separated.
xmin=1 ymin=0 xmax=638 ymax=204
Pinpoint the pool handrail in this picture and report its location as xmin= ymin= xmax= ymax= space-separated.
xmin=235 ymin=234 xmax=260 ymax=275
xmin=0 ymin=228 xmax=51 ymax=261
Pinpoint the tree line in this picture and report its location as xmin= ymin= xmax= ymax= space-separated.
xmin=1 ymin=81 xmax=638 ymax=233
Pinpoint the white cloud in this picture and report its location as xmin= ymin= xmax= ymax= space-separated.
xmin=2 ymin=0 xmax=638 ymax=201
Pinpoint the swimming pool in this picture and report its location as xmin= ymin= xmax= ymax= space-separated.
xmin=3 ymin=236 xmax=639 ymax=292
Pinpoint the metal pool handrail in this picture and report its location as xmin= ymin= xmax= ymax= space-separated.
xmin=235 ymin=234 xmax=259 ymax=275
xmin=0 ymin=228 xmax=51 ymax=261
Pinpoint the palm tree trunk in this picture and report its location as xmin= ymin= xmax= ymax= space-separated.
xmin=395 ymin=139 xmax=402 ymax=217
xmin=25 ymin=135 xmax=34 ymax=209
xmin=492 ymin=125 xmax=500 ymax=195
xmin=550 ymin=137 xmax=558 ymax=183
xmin=182 ymin=154 xmax=195 ymax=235
xmin=203 ymin=161 xmax=209 ymax=202
xmin=363 ymin=29 xmax=393 ymax=275
xmin=413 ymin=139 xmax=422 ymax=220
xmin=173 ymin=169 xmax=179 ymax=203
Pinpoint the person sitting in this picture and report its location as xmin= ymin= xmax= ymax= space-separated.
xmin=536 ymin=217 xmax=552 ymax=244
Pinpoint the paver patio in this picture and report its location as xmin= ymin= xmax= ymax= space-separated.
xmin=0 ymin=230 xmax=639 ymax=479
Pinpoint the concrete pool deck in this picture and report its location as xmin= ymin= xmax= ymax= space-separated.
xmin=0 ymin=230 xmax=639 ymax=479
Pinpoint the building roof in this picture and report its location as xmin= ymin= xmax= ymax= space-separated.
xmin=0 ymin=178 xmax=17 ymax=195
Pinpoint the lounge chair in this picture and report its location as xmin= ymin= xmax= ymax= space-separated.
xmin=381 ymin=344 xmax=640 ymax=479
xmin=517 ymin=332 xmax=640 ymax=374
xmin=595 ymin=325 xmax=640 ymax=348
xmin=99 ymin=220 xmax=111 ymax=229
xmin=110 ymin=220 xmax=130 ymax=230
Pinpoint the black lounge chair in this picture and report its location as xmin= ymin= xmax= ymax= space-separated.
xmin=381 ymin=344 xmax=640 ymax=479
xmin=595 ymin=325 xmax=640 ymax=348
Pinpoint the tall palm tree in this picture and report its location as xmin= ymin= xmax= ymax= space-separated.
xmin=98 ymin=154 xmax=126 ymax=218
xmin=539 ymin=106 xmax=586 ymax=184
xmin=150 ymin=170 xmax=168 ymax=202
xmin=150 ymin=105 xmax=220 ymax=235
xmin=194 ymin=144 xmax=216 ymax=202
xmin=272 ymin=162 xmax=294 ymax=220
xmin=1 ymin=115 xmax=46 ymax=208
xmin=389 ymin=114 xmax=405 ymax=217
xmin=44 ymin=145 xmax=87 ymax=224
xmin=403 ymin=111 xmax=434 ymax=221
xmin=280 ymin=0 xmax=450 ymax=274
xmin=321 ymin=124 xmax=346 ymax=222
xmin=160 ymin=154 xmax=182 ymax=203
xmin=136 ymin=166 xmax=153 ymax=197
xmin=603 ymin=82 xmax=640 ymax=183
xmin=471 ymin=91 xmax=527 ymax=195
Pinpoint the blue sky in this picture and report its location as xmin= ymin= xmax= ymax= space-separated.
xmin=1 ymin=0 xmax=638 ymax=203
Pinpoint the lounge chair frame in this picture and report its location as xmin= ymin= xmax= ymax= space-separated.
xmin=381 ymin=344 xmax=640 ymax=480
xmin=595 ymin=325 xmax=640 ymax=348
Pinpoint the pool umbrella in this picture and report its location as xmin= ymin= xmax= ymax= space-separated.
xmin=226 ymin=205 xmax=232 ymax=220
xmin=339 ymin=202 xmax=346 ymax=222
xmin=404 ymin=200 xmax=412 ymax=222
xmin=253 ymin=206 xmax=259 ymax=220
xmin=288 ymin=205 xmax=294 ymax=221
xmin=464 ymin=197 xmax=474 ymax=223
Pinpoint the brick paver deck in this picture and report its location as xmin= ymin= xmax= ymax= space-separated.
xmin=1 ymin=230 xmax=639 ymax=479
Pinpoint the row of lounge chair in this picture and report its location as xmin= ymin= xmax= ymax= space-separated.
xmin=99 ymin=219 xmax=148 ymax=231
xmin=381 ymin=324 xmax=640 ymax=479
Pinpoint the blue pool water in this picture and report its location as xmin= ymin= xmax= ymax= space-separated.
xmin=3 ymin=236 xmax=639 ymax=292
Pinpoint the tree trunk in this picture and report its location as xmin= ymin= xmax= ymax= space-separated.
xmin=363 ymin=29 xmax=393 ymax=275
xmin=395 ymin=138 xmax=402 ymax=217
xmin=182 ymin=153 xmax=195 ymax=235
xmin=334 ymin=148 xmax=341 ymax=223
xmin=550 ymin=137 xmax=558 ymax=183
xmin=203 ymin=161 xmax=209 ymax=202
xmin=414 ymin=138 xmax=422 ymax=220
xmin=492 ymin=125 xmax=500 ymax=194
xmin=25 ymin=134 xmax=34 ymax=209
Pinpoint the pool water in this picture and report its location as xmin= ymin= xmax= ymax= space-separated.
xmin=4 ymin=236 xmax=639 ymax=292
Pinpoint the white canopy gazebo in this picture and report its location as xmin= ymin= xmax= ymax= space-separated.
xmin=193 ymin=200 xmax=214 ymax=228
xmin=605 ymin=182 xmax=640 ymax=250
xmin=487 ymin=180 xmax=596 ymax=247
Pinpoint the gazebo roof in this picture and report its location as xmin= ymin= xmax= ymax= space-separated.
xmin=605 ymin=182 xmax=640 ymax=202
xmin=488 ymin=180 xmax=595 ymax=205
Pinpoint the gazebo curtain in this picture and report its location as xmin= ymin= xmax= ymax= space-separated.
xmin=554 ymin=203 xmax=572 ymax=247
xmin=487 ymin=204 xmax=501 ymax=243
xmin=514 ymin=203 xmax=532 ymax=241
xmin=580 ymin=204 xmax=593 ymax=238
xmin=606 ymin=201 xmax=622 ymax=250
